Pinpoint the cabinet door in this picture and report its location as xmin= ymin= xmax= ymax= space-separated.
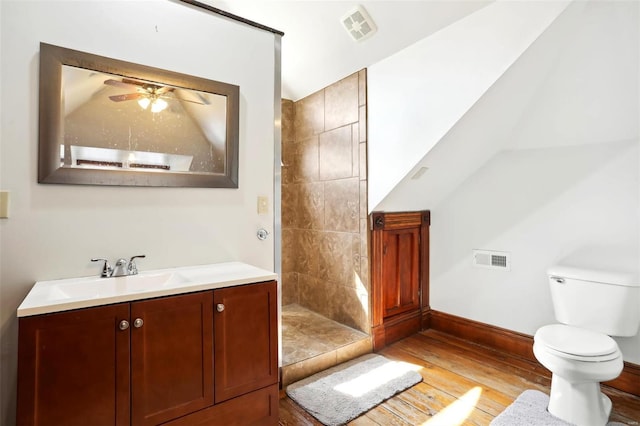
xmin=382 ymin=227 xmax=420 ymax=319
xmin=17 ymin=303 xmax=131 ymax=426
xmin=131 ymin=291 xmax=214 ymax=426
xmin=214 ymin=281 xmax=278 ymax=403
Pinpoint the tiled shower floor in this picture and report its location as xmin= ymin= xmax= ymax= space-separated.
xmin=281 ymin=304 xmax=371 ymax=386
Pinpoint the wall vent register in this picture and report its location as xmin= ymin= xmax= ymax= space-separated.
xmin=473 ymin=249 xmax=511 ymax=271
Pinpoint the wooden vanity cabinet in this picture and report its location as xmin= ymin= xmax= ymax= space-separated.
xmin=17 ymin=280 xmax=279 ymax=426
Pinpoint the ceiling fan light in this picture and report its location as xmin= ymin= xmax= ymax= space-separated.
xmin=138 ymin=97 xmax=151 ymax=110
xmin=151 ymin=98 xmax=168 ymax=113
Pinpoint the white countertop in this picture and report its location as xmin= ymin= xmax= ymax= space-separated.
xmin=17 ymin=261 xmax=278 ymax=317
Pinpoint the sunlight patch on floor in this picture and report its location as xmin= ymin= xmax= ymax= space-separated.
xmin=334 ymin=361 xmax=422 ymax=398
xmin=421 ymin=386 xmax=483 ymax=426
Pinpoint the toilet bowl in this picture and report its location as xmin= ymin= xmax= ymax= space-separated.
xmin=533 ymin=264 xmax=639 ymax=426
xmin=533 ymin=324 xmax=624 ymax=426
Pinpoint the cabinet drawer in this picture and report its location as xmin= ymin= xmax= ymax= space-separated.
xmin=161 ymin=384 xmax=279 ymax=426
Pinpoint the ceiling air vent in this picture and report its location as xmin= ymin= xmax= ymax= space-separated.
xmin=473 ymin=250 xmax=511 ymax=271
xmin=341 ymin=5 xmax=377 ymax=42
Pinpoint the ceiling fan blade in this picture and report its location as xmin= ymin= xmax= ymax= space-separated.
xmin=122 ymin=78 xmax=145 ymax=86
xmin=156 ymin=86 xmax=174 ymax=95
xmin=104 ymin=79 xmax=141 ymax=90
xmin=173 ymin=97 xmax=206 ymax=105
xmin=109 ymin=93 xmax=143 ymax=102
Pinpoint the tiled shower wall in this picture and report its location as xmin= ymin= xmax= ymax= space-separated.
xmin=281 ymin=70 xmax=369 ymax=333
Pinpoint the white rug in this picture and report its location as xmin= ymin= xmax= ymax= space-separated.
xmin=491 ymin=390 xmax=628 ymax=426
xmin=286 ymin=353 xmax=422 ymax=426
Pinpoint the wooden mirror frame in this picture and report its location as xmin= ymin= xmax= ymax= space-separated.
xmin=38 ymin=42 xmax=239 ymax=188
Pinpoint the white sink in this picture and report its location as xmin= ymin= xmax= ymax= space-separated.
xmin=44 ymin=272 xmax=190 ymax=302
xmin=17 ymin=262 xmax=278 ymax=317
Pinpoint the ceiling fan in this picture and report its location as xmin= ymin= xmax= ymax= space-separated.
xmin=104 ymin=78 xmax=205 ymax=113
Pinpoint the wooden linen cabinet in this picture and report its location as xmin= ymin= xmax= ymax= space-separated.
xmin=371 ymin=211 xmax=430 ymax=350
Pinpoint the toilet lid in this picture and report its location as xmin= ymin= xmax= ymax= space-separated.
xmin=535 ymin=324 xmax=619 ymax=358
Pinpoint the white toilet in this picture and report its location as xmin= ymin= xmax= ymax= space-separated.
xmin=533 ymin=264 xmax=640 ymax=426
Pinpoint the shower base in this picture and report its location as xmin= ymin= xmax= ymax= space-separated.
xmin=281 ymin=304 xmax=371 ymax=387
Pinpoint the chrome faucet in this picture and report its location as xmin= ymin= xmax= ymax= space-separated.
xmin=127 ymin=255 xmax=146 ymax=275
xmin=91 ymin=255 xmax=146 ymax=278
xmin=91 ymin=258 xmax=113 ymax=278
xmin=112 ymin=258 xmax=129 ymax=277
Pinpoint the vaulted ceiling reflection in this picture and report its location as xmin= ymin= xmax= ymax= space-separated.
xmin=62 ymin=65 xmax=228 ymax=174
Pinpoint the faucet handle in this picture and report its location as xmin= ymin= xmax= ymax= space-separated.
xmin=127 ymin=255 xmax=146 ymax=275
xmin=91 ymin=258 xmax=113 ymax=278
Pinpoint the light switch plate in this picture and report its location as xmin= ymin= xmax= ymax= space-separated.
xmin=257 ymin=196 xmax=268 ymax=215
xmin=0 ymin=191 xmax=9 ymax=218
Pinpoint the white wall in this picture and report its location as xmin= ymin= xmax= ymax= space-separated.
xmin=431 ymin=141 xmax=639 ymax=356
xmin=431 ymin=0 xmax=640 ymax=363
xmin=0 ymin=2 xmax=277 ymax=424
xmin=369 ymin=0 xmax=640 ymax=364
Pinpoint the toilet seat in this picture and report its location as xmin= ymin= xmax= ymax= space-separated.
xmin=534 ymin=324 xmax=620 ymax=362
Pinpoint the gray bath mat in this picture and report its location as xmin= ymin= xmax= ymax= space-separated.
xmin=286 ymin=353 xmax=422 ymax=425
xmin=491 ymin=389 xmax=627 ymax=426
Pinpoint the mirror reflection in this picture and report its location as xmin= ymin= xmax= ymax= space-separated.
xmin=38 ymin=43 xmax=239 ymax=188
xmin=62 ymin=66 xmax=228 ymax=174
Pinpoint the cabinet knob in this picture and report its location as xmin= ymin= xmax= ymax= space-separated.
xmin=133 ymin=318 xmax=144 ymax=328
xmin=216 ymin=303 xmax=225 ymax=313
xmin=119 ymin=320 xmax=129 ymax=331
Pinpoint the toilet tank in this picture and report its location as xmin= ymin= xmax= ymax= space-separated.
xmin=548 ymin=265 xmax=640 ymax=336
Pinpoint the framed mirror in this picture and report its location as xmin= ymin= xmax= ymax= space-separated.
xmin=38 ymin=42 xmax=239 ymax=187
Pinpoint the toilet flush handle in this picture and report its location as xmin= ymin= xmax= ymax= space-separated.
xmin=550 ymin=276 xmax=565 ymax=284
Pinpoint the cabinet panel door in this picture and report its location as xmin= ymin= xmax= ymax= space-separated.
xmin=131 ymin=291 xmax=214 ymax=426
xmin=382 ymin=227 xmax=420 ymax=318
xmin=214 ymin=281 xmax=278 ymax=403
xmin=17 ymin=303 xmax=130 ymax=426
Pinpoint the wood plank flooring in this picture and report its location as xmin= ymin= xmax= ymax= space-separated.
xmin=279 ymin=329 xmax=640 ymax=425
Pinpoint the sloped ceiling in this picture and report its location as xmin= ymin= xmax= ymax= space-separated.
xmin=367 ymin=0 xmax=573 ymax=212
xmin=205 ymin=1 xmax=636 ymax=218
xmin=372 ymin=0 xmax=638 ymax=213
xmin=208 ymin=0 xmax=491 ymax=101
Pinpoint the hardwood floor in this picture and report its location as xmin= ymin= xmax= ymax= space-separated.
xmin=279 ymin=329 xmax=640 ymax=425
